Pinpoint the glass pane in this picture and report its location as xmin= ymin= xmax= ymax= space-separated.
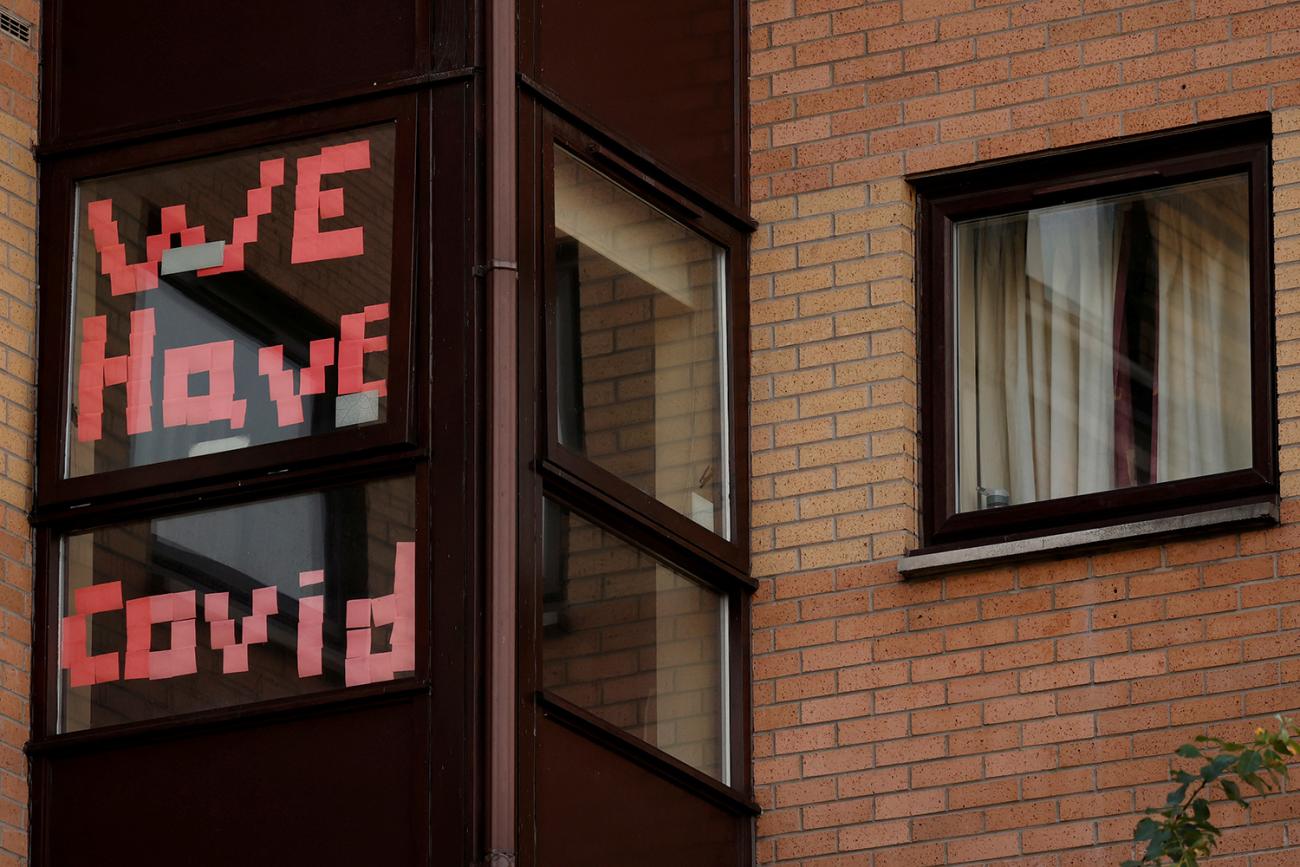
xmin=553 ymin=147 xmax=731 ymax=540
xmin=954 ymin=174 xmax=1253 ymax=513
xmin=58 ymin=476 xmax=416 ymax=733
xmin=66 ymin=124 xmax=397 ymax=478
xmin=542 ymin=500 xmax=728 ymax=781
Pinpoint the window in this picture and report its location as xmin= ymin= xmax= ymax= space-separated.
xmin=39 ymin=97 xmax=418 ymax=508
xmin=541 ymin=500 xmax=727 ymax=780
xmin=551 ymin=146 xmax=731 ymax=540
xmin=66 ymin=125 xmax=399 ymax=479
xmin=526 ymin=115 xmax=751 ymax=792
xmin=35 ymin=94 xmax=433 ymax=736
xmin=59 ymin=476 xmax=416 ymax=732
xmin=914 ymin=116 xmax=1276 ymax=551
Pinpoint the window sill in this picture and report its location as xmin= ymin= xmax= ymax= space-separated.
xmin=897 ymin=499 xmax=1278 ymax=578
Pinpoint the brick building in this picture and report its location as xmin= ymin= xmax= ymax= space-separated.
xmin=0 ymin=2 xmax=36 ymax=864
xmin=3 ymin=0 xmax=1300 ymax=864
xmin=748 ymin=0 xmax=1300 ymax=864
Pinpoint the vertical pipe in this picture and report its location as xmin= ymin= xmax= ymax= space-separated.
xmin=485 ymin=0 xmax=518 ymax=861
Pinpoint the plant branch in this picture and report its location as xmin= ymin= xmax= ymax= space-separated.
xmin=1122 ymin=715 xmax=1299 ymax=867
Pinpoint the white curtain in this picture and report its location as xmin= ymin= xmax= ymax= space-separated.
xmin=956 ymin=176 xmax=1250 ymax=513
xmin=958 ymin=205 xmax=1117 ymax=510
xmin=1149 ymin=181 xmax=1252 ymax=481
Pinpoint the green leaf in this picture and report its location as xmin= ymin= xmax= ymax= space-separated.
xmin=1173 ymin=770 xmax=1197 ymax=784
xmin=1192 ymin=799 xmax=1210 ymax=823
xmin=1167 ymin=784 xmax=1190 ymax=806
xmin=1177 ymin=744 xmax=1203 ymax=759
xmin=1242 ymin=772 xmax=1270 ymax=794
xmin=1135 ymin=818 xmax=1161 ymax=841
xmin=1201 ymin=753 xmax=1237 ymax=782
xmin=1221 ymin=779 xmax=1247 ymax=806
xmin=1145 ymin=835 xmax=1167 ymax=860
xmin=1238 ymin=750 xmax=1263 ymax=776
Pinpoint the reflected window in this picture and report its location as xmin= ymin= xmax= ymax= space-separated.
xmin=955 ymin=174 xmax=1252 ymax=512
xmin=58 ymin=476 xmax=416 ymax=732
xmin=541 ymin=500 xmax=728 ymax=781
xmin=66 ymin=124 xmax=397 ymax=477
xmin=552 ymin=147 xmax=731 ymax=540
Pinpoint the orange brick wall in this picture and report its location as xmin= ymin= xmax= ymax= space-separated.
xmin=0 ymin=2 xmax=36 ymax=865
xmin=749 ymin=0 xmax=1300 ymax=864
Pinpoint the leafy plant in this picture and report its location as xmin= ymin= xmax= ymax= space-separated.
xmin=1123 ymin=715 xmax=1299 ymax=867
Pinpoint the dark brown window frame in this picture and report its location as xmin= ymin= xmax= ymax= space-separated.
xmin=34 ymin=92 xmax=421 ymax=513
xmin=27 ymin=84 xmax=482 ymax=751
xmin=911 ymin=115 xmax=1278 ymax=553
xmin=536 ymin=485 xmax=752 ymax=795
xmin=515 ymin=98 xmax=757 ymax=836
xmin=34 ymin=467 xmax=434 ymax=742
xmin=537 ymin=112 xmax=752 ymax=580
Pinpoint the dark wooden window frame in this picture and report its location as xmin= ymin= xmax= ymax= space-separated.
xmin=27 ymin=83 xmax=481 ymax=749
xmin=537 ymin=112 xmax=751 ymax=580
xmin=911 ymin=114 xmax=1277 ymax=553
xmin=515 ymin=98 xmax=757 ymax=844
xmin=34 ymin=92 xmax=421 ymax=513
xmin=33 ymin=467 xmax=434 ymax=743
xmin=536 ymin=487 xmax=752 ymax=798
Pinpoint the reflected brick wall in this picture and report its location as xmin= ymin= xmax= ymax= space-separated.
xmin=569 ymin=242 xmax=726 ymax=527
xmin=556 ymin=148 xmax=729 ymax=536
xmin=542 ymin=508 xmax=726 ymax=778
xmin=547 ymin=152 xmax=736 ymax=778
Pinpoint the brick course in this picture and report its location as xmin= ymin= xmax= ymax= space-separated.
xmin=750 ymin=0 xmax=1300 ymax=863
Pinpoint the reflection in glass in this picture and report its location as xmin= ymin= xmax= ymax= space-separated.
xmin=58 ymin=476 xmax=415 ymax=733
xmin=542 ymin=500 xmax=728 ymax=781
xmin=553 ymin=147 xmax=731 ymax=540
xmin=955 ymin=174 xmax=1252 ymax=513
xmin=66 ymin=124 xmax=396 ymax=478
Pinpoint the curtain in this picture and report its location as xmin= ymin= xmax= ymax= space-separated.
xmin=957 ymin=177 xmax=1250 ymax=512
xmin=958 ymin=205 xmax=1118 ymax=509
xmin=1149 ymin=182 xmax=1252 ymax=482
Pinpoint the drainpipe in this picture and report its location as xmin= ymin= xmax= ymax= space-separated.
xmin=484 ymin=0 xmax=517 ymax=862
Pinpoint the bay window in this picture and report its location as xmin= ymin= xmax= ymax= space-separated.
xmin=32 ymin=90 xmax=452 ymax=742
xmin=521 ymin=112 xmax=753 ymax=805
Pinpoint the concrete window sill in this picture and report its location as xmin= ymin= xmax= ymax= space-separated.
xmin=897 ymin=499 xmax=1279 ymax=579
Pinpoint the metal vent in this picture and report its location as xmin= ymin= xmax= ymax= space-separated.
xmin=0 ymin=12 xmax=29 ymax=45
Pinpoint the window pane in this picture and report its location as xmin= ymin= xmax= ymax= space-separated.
xmin=553 ymin=147 xmax=731 ymax=540
xmin=954 ymin=174 xmax=1252 ymax=512
xmin=58 ymin=476 xmax=416 ymax=733
xmin=542 ymin=500 xmax=728 ymax=781
xmin=66 ymin=124 xmax=397 ymax=478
